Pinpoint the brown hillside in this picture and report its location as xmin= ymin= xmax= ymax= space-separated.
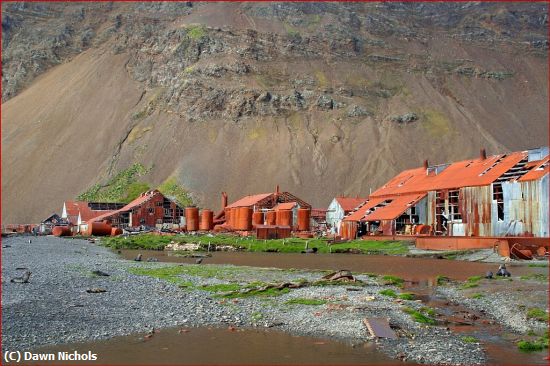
xmin=2 ymin=2 xmax=548 ymax=223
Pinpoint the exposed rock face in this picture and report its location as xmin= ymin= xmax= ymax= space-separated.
xmin=1 ymin=2 xmax=548 ymax=223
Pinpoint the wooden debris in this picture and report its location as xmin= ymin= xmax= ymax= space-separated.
xmin=363 ymin=317 xmax=397 ymax=339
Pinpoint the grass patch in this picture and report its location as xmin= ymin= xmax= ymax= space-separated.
xmin=403 ymin=307 xmax=436 ymax=325
xmin=460 ymin=276 xmax=482 ymax=289
xmin=200 ymin=283 xmax=242 ymax=293
xmin=517 ymin=332 xmax=549 ymax=353
xmin=420 ymin=307 xmax=436 ymax=317
xmin=285 ymin=298 xmax=327 ymax=306
xmin=526 ymin=308 xmax=549 ymax=322
xmin=381 ymin=275 xmax=404 ymax=287
xmin=103 ymin=233 xmax=409 ymax=255
xmin=77 ymin=163 xmax=150 ymax=203
xmin=462 ymin=336 xmax=478 ymax=343
xmin=528 ymin=263 xmax=548 ymax=268
xmin=379 ymin=289 xmax=397 ymax=298
xmin=398 ymin=293 xmax=415 ymax=300
xmin=520 ymin=273 xmax=548 ymax=282
xmin=220 ymin=287 xmax=290 ymax=299
xmin=157 ymin=177 xmax=193 ymax=207
xmin=436 ymin=275 xmax=451 ymax=285
xmin=470 ymin=293 xmax=484 ymax=299
xmin=186 ymin=24 xmax=206 ymax=39
xmin=129 ymin=266 xmax=190 ymax=287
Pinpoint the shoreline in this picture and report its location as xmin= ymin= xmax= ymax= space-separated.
xmin=2 ymin=236 xmax=547 ymax=364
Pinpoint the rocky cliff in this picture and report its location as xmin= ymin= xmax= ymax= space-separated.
xmin=2 ymin=2 xmax=548 ymax=223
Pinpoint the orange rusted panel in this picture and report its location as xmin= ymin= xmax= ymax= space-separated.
xmin=496 ymin=240 xmax=510 ymax=257
xmin=52 ymin=226 xmax=72 ymax=237
xmin=234 ymin=207 xmax=252 ymax=231
xmin=200 ymin=209 xmax=214 ymax=231
xmin=252 ymin=211 xmax=264 ymax=226
xmin=297 ymin=208 xmax=311 ymax=231
xmin=265 ymin=211 xmax=276 ymax=225
xmin=185 ymin=207 xmax=199 ymax=231
xmin=276 ymin=209 xmax=292 ymax=227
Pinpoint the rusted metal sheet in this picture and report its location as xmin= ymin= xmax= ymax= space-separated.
xmin=236 ymin=207 xmax=252 ymax=231
xmin=265 ymin=210 xmax=276 ymax=225
xmin=252 ymin=211 xmax=264 ymax=226
xmin=86 ymin=221 xmax=112 ymax=236
xmin=185 ymin=207 xmax=199 ymax=231
xmin=276 ymin=209 xmax=292 ymax=227
xmin=459 ymin=186 xmax=492 ymax=236
xmin=340 ymin=221 xmax=357 ymax=239
xmin=200 ymin=209 xmax=214 ymax=231
xmin=363 ymin=318 xmax=397 ymax=339
xmin=297 ymin=208 xmax=311 ymax=231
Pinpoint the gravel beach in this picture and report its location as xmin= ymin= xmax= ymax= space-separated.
xmin=1 ymin=236 xmax=498 ymax=364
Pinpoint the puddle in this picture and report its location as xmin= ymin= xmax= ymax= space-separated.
xmin=31 ymin=327 xmax=399 ymax=365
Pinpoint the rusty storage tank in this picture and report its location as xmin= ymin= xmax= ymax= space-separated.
xmin=231 ymin=207 xmax=239 ymax=229
xmin=185 ymin=207 xmax=199 ymax=231
xmin=236 ymin=207 xmax=252 ymax=231
xmin=252 ymin=211 xmax=264 ymax=226
xmin=200 ymin=209 xmax=214 ymax=231
xmin=87 ymin=221 xmax=112 ymax=236
xmin=265 ymin=210 xmax=276 ymax=225
xmin=111 ymin=227 xmax=123 ymax=236
xmin=297 ymin=208 xmax=311 ymax=231
xmin=224 ymin=208 xmax=232 ymax=228
xmin=276 ymin=209 xmax=292 ymax=227
xmin=52 ymin=226 xmax=72 ymax=237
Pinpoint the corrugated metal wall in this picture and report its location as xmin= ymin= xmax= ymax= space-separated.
xmin=459 ymin=186 xmax=492 ymax=236
xmin=501 ymin=175 xmax=547 ymax=237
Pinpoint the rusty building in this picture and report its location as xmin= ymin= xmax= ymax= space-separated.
xmin=216 ymin=186 xmax=311 ymax=236
xmin=86 ymin=190 xmax=184 ymax=229
xmin=341 ymin=147 xmax=549 ymax=239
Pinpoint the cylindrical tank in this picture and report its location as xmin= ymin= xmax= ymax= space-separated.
xmin=52 ymin=226 xmax=72 ymax=237
xmin=252 ymin=211 xmax=264 ymax=226
xmin=200 ymin=209 xmax=214 ymax=231
xmin=225 ymin=208 xmax=232 ymax=228
xmin=236 ymin=207 xmax=252 ymax=231
xmin=87 ymin=221 xmax=112 ymax=236
xmin=231 ymin=207 xmax=239 ymax=229
xmin=297 ymin=208 xmax=311 ymax=231
xmin=185 ymin=207 xmax=199 ymax=231
xmin=111 ymin=227 xmax=123 ymax=236
xmin=276 ymin=209 xmax=292 ymax=227
xmin=265 ymin=211 xmax=276 ymax=225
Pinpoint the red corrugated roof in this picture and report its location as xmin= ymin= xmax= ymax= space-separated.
xmin=226 ymin=193 xmax=273 ymax=208
xmin=518 ymin=157 xmax=549 ymax=182
xmin=64 ymin=201 xmax=116 ymax=224
xmin=343 ymin=197 xmax=388 ymax=222
xmin=273 ymin=202 xmax=297 ymax=210
xmin=362 ymin=193 xmax=427 ymax=221
xmin=87 ymin=190 xmax=160 ymax=223
xmin=335 ymin=197 xmax=369 ymax=212
xmin=370 ymin=151 xmax=527 ymax=197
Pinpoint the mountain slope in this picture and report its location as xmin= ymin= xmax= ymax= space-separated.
xmin=2 ymin=2 xmax=548 ymax=223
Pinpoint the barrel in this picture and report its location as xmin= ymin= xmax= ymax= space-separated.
xmin=111 ymin=227 xmax=123 ymax=236
xmin=265 ymin=210 xmax=276 ymax=225
xmin=185 ymin=207 xmax=199 ymax=231
xmin=200 ymin=209 xmax=214 ymax=231
xmin=87 ymin=221 xmax=112 ymax=236
xmin=297 ymin=208 xmax=311 ymax=231
xmin=276 ymin=209 xmax=292 ymax=227
xmin=52 ymin=226 xmax=72 ymax=237
xmin=236 ymin=207 xmax=252 ymax=231
xmin=252 ymin=211 xmax=264 ymax=226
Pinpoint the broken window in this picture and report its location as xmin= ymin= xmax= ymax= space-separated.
xmin=148 ymin=208 xmax=154 ymax=214
xmin=448 ymin=190 xmax=461 ymax=221
xmin=156 ymin=201 xmax=163 ymax=207
xmin=493 ymin=183 xmax=504 ymax=220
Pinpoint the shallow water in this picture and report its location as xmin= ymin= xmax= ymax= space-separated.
xmin=33 ymin=327 xmax=398 ymax=365
xmin=119 ymin=249 xmax=540 ymax=282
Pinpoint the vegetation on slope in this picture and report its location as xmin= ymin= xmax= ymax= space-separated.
xmin=76 ymin=163 xmax=150 ymax=203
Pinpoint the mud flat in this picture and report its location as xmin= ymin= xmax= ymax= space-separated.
xmin=3 ymin=236 xmax=544 ymax=364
